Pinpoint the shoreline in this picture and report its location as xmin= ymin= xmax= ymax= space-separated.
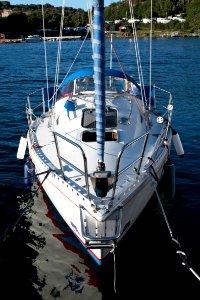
xmin=0 ymin=32 xmax=199 ymax=44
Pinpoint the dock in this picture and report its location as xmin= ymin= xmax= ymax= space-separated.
xmin=44 ymin=36 xmax=83 ymax=41
xmin=0 ymin=35 xmax=84 ymax=44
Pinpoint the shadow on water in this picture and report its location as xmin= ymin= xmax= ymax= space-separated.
xmin=99 ymin=169 xmax=200 ymax=299
xmin=0 ymin=178 xmax=200 ymax=299
xmin=0 ymin=185 xmax=43 ymax=300
xmin=0 ymin=182 xmax=102 ymax=299
xmin=0 ymin=38 xmax=200 ymax=299
xmin=99 ymin=198 xmax=200 ymax=299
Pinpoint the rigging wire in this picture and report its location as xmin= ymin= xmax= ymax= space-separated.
xmin=149 ymin=0 xmax=153 ymax=111
xmin=41 ymin=1 xmax=91 ymax=109
xmin=59 ymin=31 xmax=90 ymax=86
xmin=53 ymin=0 xmax=66 ymax=106
xmin=47 ymin=31 xmax=89 ymax=108
xmin=109 ymin=33 xmax=113 ymax=70
xmin=106 ymin=32 xmax=147 ymax=120
xmin=60 ymin=1 xmax=94 ymax=88
xmin=106 ymin=33 xmax=127 ymax=78
xmin=41 ymin=1 xmax=49 ymax=110
xmin=87 ymin=0 xmax=94 ymax=49
xmin=128 ymin=0 xmax=147 ymax=108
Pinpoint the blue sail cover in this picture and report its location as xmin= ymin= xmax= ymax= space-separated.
xmin=60 ymin=68 xmax=139 ymax=89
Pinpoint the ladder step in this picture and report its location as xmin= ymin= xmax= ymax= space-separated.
xmin=86 ymin=243 xmax=114 ymax=249
xmin=80 ymin=205 xmax=123 ymax=241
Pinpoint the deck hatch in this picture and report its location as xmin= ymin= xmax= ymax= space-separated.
xmin=82 ymin=130 xmax=118 ymax=142
xmin=81 ymin=107 xmax=117 ymax=129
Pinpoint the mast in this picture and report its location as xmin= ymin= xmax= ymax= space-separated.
xmin=93 ymin=0 xmax=106 ymax=171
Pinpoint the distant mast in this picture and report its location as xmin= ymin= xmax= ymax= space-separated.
xmin=93 ymin=0 xmax=106 ymax=171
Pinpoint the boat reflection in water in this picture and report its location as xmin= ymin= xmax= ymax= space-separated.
xmin=25 ymin=182 xmax=100 ymax=299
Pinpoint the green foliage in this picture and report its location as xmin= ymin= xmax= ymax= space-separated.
xmin=106 ymin=0 xmax=193 ymax=19
xmin=0 ymin=0 xmax=199 ymax=37
xmin=186 ymin=0 xmax=200 ymax=30
xmin=7 ymin=12 xmax=29 ymax=36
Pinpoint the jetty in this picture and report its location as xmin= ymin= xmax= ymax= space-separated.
xmin=43 ymin=35 xmax=83 ymax=41
xmin=0 ymin=35 xmax=83 ymax=44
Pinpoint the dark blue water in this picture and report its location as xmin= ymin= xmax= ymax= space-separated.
xmin=0 ymin=38 xmax=200 ymax=299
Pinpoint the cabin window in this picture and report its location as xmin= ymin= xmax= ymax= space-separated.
xmin=57 ymin=81 xmax=74 ymax=99
xmin=81 ymin=108 xmax=117 ymax=129
xmin=75 ymin=76 xmax=94 ymax=93
xmin=82 ymin=130 xmax=118 ymax=142
xmin=105 ymin=77 xmax=125 ymax=92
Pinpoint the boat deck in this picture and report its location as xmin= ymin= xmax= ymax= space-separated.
xmin=29 ymin=90 xmax=168 ymax=212
xmin=30 ymin=93 xmax=151 ymax=203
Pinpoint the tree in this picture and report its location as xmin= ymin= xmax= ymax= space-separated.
xmin=7 ymin=13 xmax=29 ymax=37
xmin=27 ymin=12 xmax=43 ymax=33
xmin=186 ymin=0 xmax=200 ymax=30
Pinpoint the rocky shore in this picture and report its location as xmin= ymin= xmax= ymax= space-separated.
xmin=0 ymin=39 xmax=22 ymax=44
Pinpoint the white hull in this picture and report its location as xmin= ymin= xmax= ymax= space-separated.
xmin=18 ymin=1 xmax=176 ymax=266
xmin=24 ymin=35 xmax=43 ymax=42
xmin=27 ymin=111 xmax=170 ymax=264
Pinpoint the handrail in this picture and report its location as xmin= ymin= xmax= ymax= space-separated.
xmin=112 ymin=131 xmax=149 ymax=199
xmin=26 ymin=80 xmax=172 ymax=202
xmin=53 ymin=131 xmax=65 ymax=179
xmin=54 ymin=132 xmax=90 ymax=199
xmin=55 ymin=131 xmax=150 ymax=201
xmin=27 ymin=88 xmax=168 ymax=202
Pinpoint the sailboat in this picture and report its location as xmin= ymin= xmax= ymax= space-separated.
xmin=17 ymin=0 xmax=184 ymax=265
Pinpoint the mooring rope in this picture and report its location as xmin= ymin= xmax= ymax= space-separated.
xmin=150 ymin=165 xmax=200 ymax=283
xmin=0 ymin=191 xmax=33 ymax=244
xmin=0 ymin=169 xmax=52 ymax=244
xmin=111 ymin=242 xmax=117 ymax=294
xmin=154 ymin=189 xmax=200 ymax=282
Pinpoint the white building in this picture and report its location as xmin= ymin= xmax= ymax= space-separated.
xmin=128 ymin=18 xmax=140 ymax=23
xmin=157 ymin=18 xmax=171 ymax=24
xmin=142 ymin=18 xmax=151 ymax=24
xmin=114 ymin=19 xmax=122 ymax=24
xmin=172 ymin=17 xmax=186 ymax=22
